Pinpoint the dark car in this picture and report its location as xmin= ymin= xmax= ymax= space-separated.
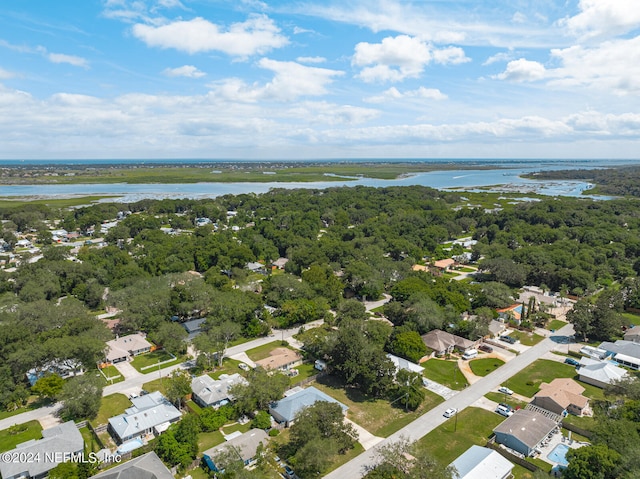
xmin=499 ymin=335 xmax=517 ymax=344
xmin=479 ymin=344 xmax=493 ymax=353
xmin=564 ymin=357 xmax=580 ymax=367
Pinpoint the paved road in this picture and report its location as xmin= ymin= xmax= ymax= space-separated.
xmin=324 ymin=323 xmax=575 ymax=479
xmin=0 ymin=321 xmax=324 ymax=430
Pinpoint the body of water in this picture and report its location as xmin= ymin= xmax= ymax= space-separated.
xmin=0 ymin=161 xmax=631 ymax=201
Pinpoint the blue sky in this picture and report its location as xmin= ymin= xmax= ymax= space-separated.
xmin=1 ymin=0 xmax=639 ymax=160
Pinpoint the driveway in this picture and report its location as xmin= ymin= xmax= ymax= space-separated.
xmin=345 ymin=418 xmax=383 ymax=450
xmin=114 ymin=361 xmax=143 ymax=381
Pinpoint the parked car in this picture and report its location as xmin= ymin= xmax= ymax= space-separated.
xmin=496 ymin=404 xmax=514 ymax=417
xmin=564 ymin=358 xmax=580 ymax=367
xmin=499 ymin=335 xmax=517 ymax=344
xmin=462 ymin=349 xmax=478 ymax=360
xmin=443 ymin=408 xmax=457 ymax=418
xmin=238 ymin=363 xmax=250 ymax=371
xmin=498 ymin=386 xmax=514 ymax=395
xmin=284 ymin=465 xmax=297 ymax=479
xmin=478 ymin=344 xmax=493 ymax=353
xmin=499 ymin=402 xmax=514 ymax=412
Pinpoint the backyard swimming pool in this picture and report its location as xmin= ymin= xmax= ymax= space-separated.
xmin=547 ymin=443 xmax=570 ymax=466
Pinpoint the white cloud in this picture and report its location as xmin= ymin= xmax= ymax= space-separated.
xmin=494 ymin=58 xmax=546 ymax=82
xmin=353 ymin=35 xmax=467 ymax=83
xmin=208 ymin=58 xmax=343 ymax=102
xmin=483 ymin=51 xmax=515 ymax=66
xmin=163 ymin=65 xmax=205 ymax=78
xmin=0 ymin=67 xmax=15 ymax=79
xmin=47 ymin=52 xmax=89 ymax=68
xmin=296 ymin=56 xmax=326 ymax=64
xmin=561 ymin=0 xmax=640 ymax=39
xmin=364 ymin=86 xmax=447 ymax=103
xmin=512 ymin=12 xmax=527 ymax=24
xmin=132 ymin=14 xmax=289 ymax=57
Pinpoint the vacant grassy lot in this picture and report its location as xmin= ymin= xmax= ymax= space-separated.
xmin=469 ymin=358 xmax=505 ymax=377
xmin=245 ymin=341 xmax=293 ymax=362
xmin=417 ymin=407 xmax=504 ymax=466
xmin=313 ymin=375 xmax=444 ymax=437
xmin=0 ymin=421 xmax=43 ymax=452
xmin=92 ymin=393 xmax=131 ymax=427
xmin=422 ymin=359 xmax=469 ymax=390
xmin=508 ymin=330 xmax=545 ymax=346
xmin=508 ymin=359 xmax=577 ymax=397
xmin=130 ymin=350 xmax=176 ymax=372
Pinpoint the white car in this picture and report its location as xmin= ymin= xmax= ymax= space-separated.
xmin=443 ymin=408 xmax=457 ymax=418
xmin=498 ymin=386 xmax=514 ymax=395
xmin=238 ymin=363 xmax=250 ymax=371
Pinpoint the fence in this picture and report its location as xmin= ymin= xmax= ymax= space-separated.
xmin=486 ymin=437 xmax=539 ymax=472
xmin=561 ymin=421 xmax=593 ymax=439
xmin=291 ymin=370 xmax=327 ymax=388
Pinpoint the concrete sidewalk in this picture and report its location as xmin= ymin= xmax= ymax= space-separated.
xmin=345 ymin=418 xmax=383 ymax=450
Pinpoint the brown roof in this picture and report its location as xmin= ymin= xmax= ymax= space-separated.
xmin=534 ymin=378 xmax=589 ymax=410
xmin=421 ymin=329 xmax=474 ymax=353
xmin=434 ymin=258 xmax=455 ymax=269
xmin=255 ymin=347 xmax=302 ymax=370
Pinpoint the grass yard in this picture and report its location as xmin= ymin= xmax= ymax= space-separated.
xmin=130 ymin=350 xmax=177 ymax=372
xmin=245 ymin=341 xmax=290 ymax=362
xmin=186 ymin=400 xmax=203 ymax=415
xmin=99 ymin=365 xmax=124 ymax=384
xmin=0 ymin=401 xmax=40 ymax=421
xmin=289 ymin=363 xmax=318 ymax=387
xmin=416 ymin=407 xmax=504 ymax=466
xmin=207 ymin=358 xmax=244 ymax=379
xmin=326 ymin=442 xmax=365 ymax=473
xmin=622 ymin=312 xmax=640 ymax=326
xmin=197 ymin=430 xmax=224 ymax=452
xmin=79 ymin=426 xmax=102 ymax=453
xmin=508 ymin=359 xmax=576 ymax=397
xmin=92 ymin=393 xmax=131 ymax=427
xmin=313 ymin=375 xmax=443 ymax=437
xmin=547 ymin=319 xmax=567 ymax=331
xmin=0 ymin=421 xmax=43 ymax=453
xmin=422 ymin=359 xmax=469 ymax=390
xmin=141 ymin=377 xmax=168 ymax=396
xmin=562 ymin=414 xmax=597 ymax=433
xmin=508 ymin=330 xmax=545 ymax=346
xmin=469 ymin=358 xmax=505 ymax=377
xmin=512 ymin=464 xmax=538 ymax=479
xmin=221 ymin=422 xmax=252 ymax=436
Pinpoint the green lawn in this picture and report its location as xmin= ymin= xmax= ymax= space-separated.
xmin=130 ymin=350 xmax=177 ymax=372
xmin=141 ymin=377 xmax=168 ymax=396
xmin=326 ymin=442 xmax=365 ymax=473
xmin=416 ymin=407 xmax=504 ymax=466
xmin=0 ymin=421 xmax=43 ymax=453
xmin=197 ymin=430 xmax=224 ymax=452
xmin=313 ymin=375 xmax=444 ymax=437
xmin=469 ymin=358 xmax=505 ymax=377
xmin=221 ymin=422 xmax=252 ymax=436
xmin=508 ymin=330 xmax=545 ymax=346
xmin=508 ymin=359 xmax=576 ymax=397
xmin=92 ymin=393 xmax=131 ymax=427
xmin=547 ymin=319 xmax=567 ymax=331
xmin=289 ymin=363 xmax=318 ymax=387
xmin=422 ymin=359 xmax=469 ymax=390
xmin=79 ymin=426 xmax=102 ymax=453
xmin=186 ymin=400 xmax=203 ymax=415
xmin=207 ymin=358 xmax=244 ymax=379
xmin=622 ymin=312 xmax=640 ymax=326
xmin=512 ymin=464 xmax=537 ymax=479
xmin=245 ymin=341 xmax=290 ymax=362
xmin=99 ymin=365 xmax=124 ymax=384
xmin=562 ymin=414 xmax=597 ymax=433
xmin=0 ymin=401 xmax=40 ymax=421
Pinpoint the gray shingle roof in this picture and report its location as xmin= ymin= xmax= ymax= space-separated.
xmin=203 ymin=429 xmax=269 ymax=467
xmin=0 ymin=421 xmax=84 ymax=479
xmin=191 ymin=373 xmax=247 ymax=406
xmin=269 ymin=386 xmax=348 ymax=424
xmin=493 ymin=409 xmax=557 ymax=450
xmin=90 ymin=451 xmax=174 ymax=479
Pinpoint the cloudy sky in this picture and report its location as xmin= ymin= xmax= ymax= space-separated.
xmin=1 ymin=0 xmax=639 ymax=160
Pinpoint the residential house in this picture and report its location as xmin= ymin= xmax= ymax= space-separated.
xmin=26 ymin=358 xmax=84 ymax=386
xmin=246 ymin=262 xmax=267 ymax=274
xmin=0 ymin=421 xmax=83 ymax=479
xmin=255 ymin=347 xmax=303 ymax=372
xmin=182 ymin=318 xmax=207 ymax=341
xmin=269 ymin=386 xmax=348 ymax=427
xmin=421 ymin=329 xmax=476 ymax=357
xmin=433 ymin=258 xmax=456 ymax=271
xmin=90 ymin=451 xmax=173 ymax=479
xmin=203 ymin=429 xmax=269 ymax=473
xmin=449 ymin=445 xmax=514 ymax=479
xmin=488 ymin=320 xmax=507 ymax=338
xmin=386 ymin=353 xmax=424 ymax=375
xmin=108 ymin=392 xmax=181 ymax=444
xmin=531 ymin=378 xmax=590 ymax=417
xmin=191 ymin=373 xmax=247 ymax=408
xmin=578 ymin=358 xmax=629 ymax=388
xmin=105 ymin=333 xmax=153 ymax=364
xmin=493 ymin=409 xmax=558 ymax=457
xmin=271 ymin=257 xmax=289 ymax=270
xmin=600 ymin=340 xmax=640 ymax=370
xmin=623 ymin=326 xmax=640 ymax=343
